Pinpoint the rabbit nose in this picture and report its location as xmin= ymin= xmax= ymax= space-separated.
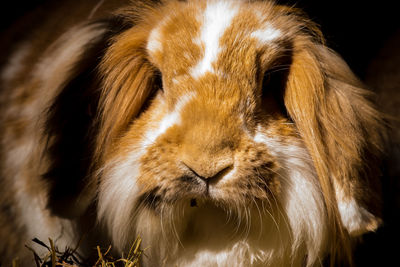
xmin=182 ymin=157 xmax=233 ymax=181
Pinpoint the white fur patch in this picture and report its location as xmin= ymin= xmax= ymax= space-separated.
xmin=190 ymin=1 xmax=239 ymax=78
xmin=334 ymin=181 xmax=378 ymax=236
xmin=250 ymin=25 xmax=281 ymax=45
xmin=142 ymin=93 xmax=196 ymax=148
xmin=253 ymin=126 xmax=328 ymax=266
xmin=147 ymin=26 xmax=163 ymax=54
xmin=175 ymin=242 xmax=259 ymax=267
xmin=98 ymin=152 xmax=143 ymax=248
xmin=338 ymin=198 xmax=377 ymax=236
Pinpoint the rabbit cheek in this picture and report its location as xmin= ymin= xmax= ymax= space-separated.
xmin=211 ymin=144 xmax=281 ymax=204
xmin=137 ymin=142 xmax=186 ymax=207
xmin=133 ymin=99 xmax=203 ymax=209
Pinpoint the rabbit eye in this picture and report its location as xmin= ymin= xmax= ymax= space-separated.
xmin=261 ymin=72 xmax=271 ymax=97
xmin=260 ymin=65 xmax=289 ymax=115
xmin=133 ymin=70 xmax=163 ymax=118
xmin=154 ymin=70 xmax=163 ymax=92
xmin=261 ymin=66 xmax=286 ymax=97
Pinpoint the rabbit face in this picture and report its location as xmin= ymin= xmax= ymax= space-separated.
xmin=97 ymin=1 xmax=329 ymax=264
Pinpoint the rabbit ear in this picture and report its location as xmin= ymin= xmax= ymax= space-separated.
xmin=96 ymin=23 xmax=160 ymax=163
xmin=313 ymin=46 xmax=385 ymax=238
xmin=283 ymin=34 xmax=386 ymax=257
xmin=43 ymin=18 xmax=134 ymax=218
xmin=45 ymin=1 xmax=163 ymax=219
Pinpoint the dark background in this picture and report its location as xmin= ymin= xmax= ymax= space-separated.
xmin=0 ymin=1 xmax=399 ymax=266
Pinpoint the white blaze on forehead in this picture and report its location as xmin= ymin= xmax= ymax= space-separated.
xmin=251 ymin=24 xmax=281 ymax=45
xmin=190 ymin=1 xmax=239 ymax=78
xmin=142 ymin=92 xmax=196 ymax=148
xmin=147 ymin=26 xmax=163 ymax=53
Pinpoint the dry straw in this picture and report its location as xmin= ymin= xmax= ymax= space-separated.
xmin=15 ymin=237 xmax=144 ymax=267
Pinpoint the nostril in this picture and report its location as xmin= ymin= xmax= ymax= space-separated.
xmin=182 ymin=161 xmax=233 ymax=181
xmin=183 ymin=164 xmax=205 ymax=180
xmin=207 ymin=164 xmax=233 ymax=182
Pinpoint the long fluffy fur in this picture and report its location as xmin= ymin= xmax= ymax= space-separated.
xmin=0 ymin=0 xmax=388 ymax=266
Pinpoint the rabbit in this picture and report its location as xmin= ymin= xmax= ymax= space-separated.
xmin=0 ymin=0 xmax=389 ymax=266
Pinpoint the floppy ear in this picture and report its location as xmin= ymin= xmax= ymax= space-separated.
xmin=44 ymin=2 xmax=163 ymax=219
xmin=43 ymin=17 xmax=136 ymax=218
xmin=95 ymin=23 xmax=160 ymax=163
xmin=284 ymin=34 xmax=386 ymax=237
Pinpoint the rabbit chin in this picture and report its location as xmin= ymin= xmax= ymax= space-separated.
xmin=134 ymin=199 xmax=300 ymax=267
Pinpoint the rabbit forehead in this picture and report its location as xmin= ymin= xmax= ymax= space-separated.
xmin=147 ymin=0 xmax=282 ymax=82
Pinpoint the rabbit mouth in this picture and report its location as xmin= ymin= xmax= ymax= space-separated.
xmin=137 ymin=184 xmax=273 ymax=217
xmin=137 ymin=181 xmax=222 ymax=212
xmin=137 ymin=186 xmax=217 ymax=212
